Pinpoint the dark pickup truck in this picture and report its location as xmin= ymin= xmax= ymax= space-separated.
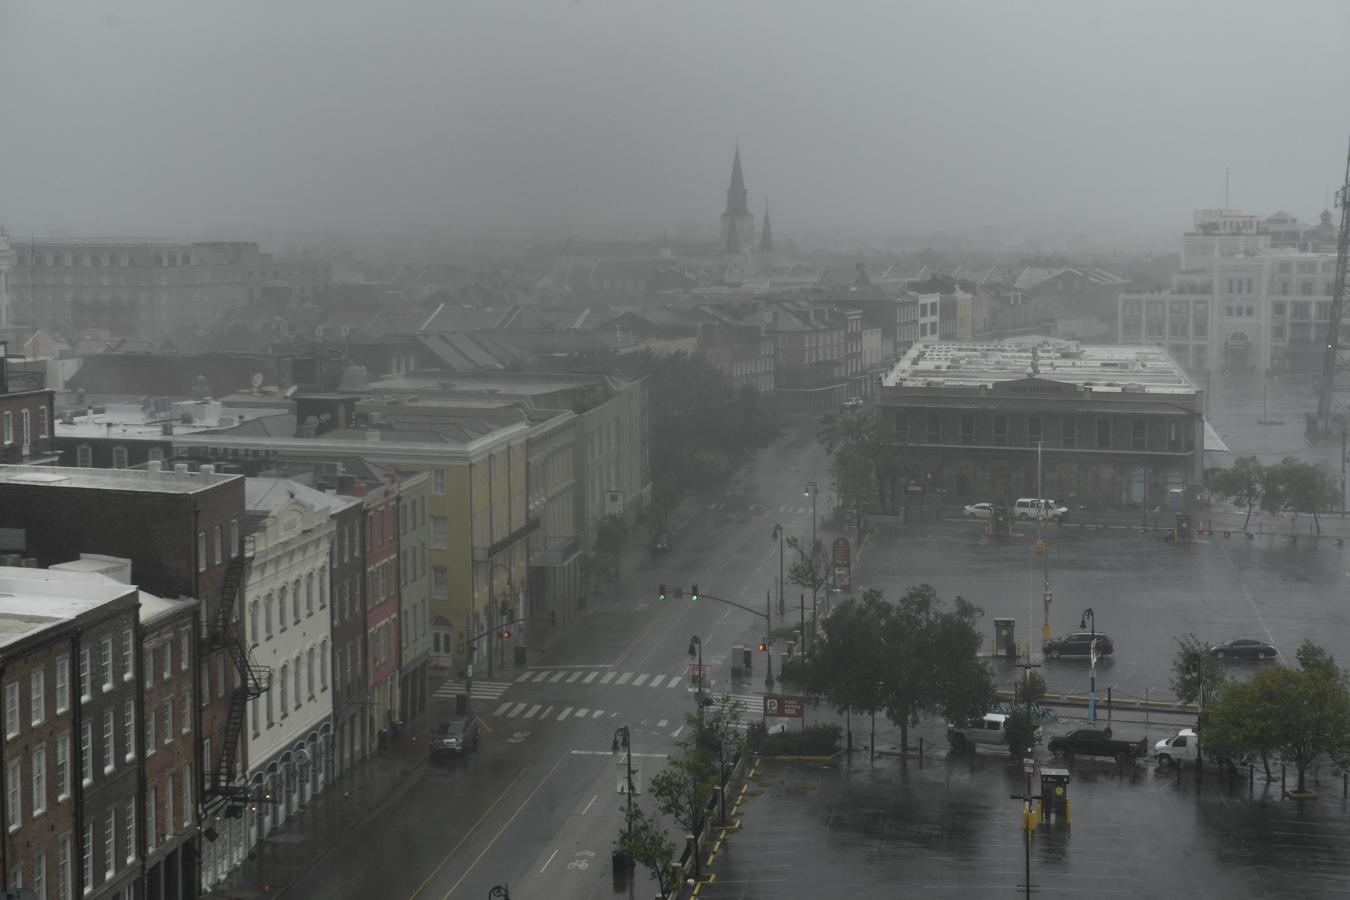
xmin=1047 ymin=727 xmax=1147 ymax=765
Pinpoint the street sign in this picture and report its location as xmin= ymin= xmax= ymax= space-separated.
xmin=686 ymin=663 xmax=710 ymax=692
xmin=763 ymin=694 xmax=805 ymax=719
xmin=832 ymin=537 xmax=850 ymax=567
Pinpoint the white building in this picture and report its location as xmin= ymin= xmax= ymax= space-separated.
xmin=237 ymin=479 xmax=344 ymax=868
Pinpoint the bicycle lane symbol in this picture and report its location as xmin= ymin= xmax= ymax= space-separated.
xmin=567 ymin=850 xmax=596 ymax=871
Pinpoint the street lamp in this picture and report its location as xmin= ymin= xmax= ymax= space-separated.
xmin=488 ymin=561 xmax=515 ymax=678
xmin=771 ymin=524 xmax=786 ymax=616
xmin=612 ymin=726 xmax=634 ymax=867
xmin=804 ymin=482 xmax=820 ymax=647
xmin=1080 ymin=608 xmax=1098 ymax=726
xmin=804 ymin=482 xmax=818 ymax=555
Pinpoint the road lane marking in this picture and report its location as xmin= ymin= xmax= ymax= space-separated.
xmin=671 ymin=724 xmax=685 ymax=739
xmin=507 ymin=703 xmax=526 ymax=718
xmin=583 ymin=672 xmax=598 ymax=684
xmin=516 ymin=672 xmax=532 ymax=682
xmin=617 ymin=672 xmax=633 ymax=685
xmin=669 ymin=678 xmax=681 ymax=688
xmin=539 ymin=849 xmax=558 ymax=874
xmin=576 ymin=708 xmax=589 ymax=717
xmin=567 ymin=671 xmax=583 ymax=683
xmin=649 ymin=675 xmax=665 ymax=687
xmin=524 ymin=704 xmax=540 ymax=719
xmin=600 ymin=672 xmax=616 ymax=684
xmin=492 ymin=702 xmax=511 ymax=717
xmin=405 ymin=767 xmax=528 ymax=900
xmin=558 ymin=706 xmax=573 ymax=721
xmin=549 ymin=671 xmax=566 ymax=683
xmin=436 ymin=756 xmax=568 ymax=900
xmin=657 ymin=719 xmax=668 ymax=728
xmin=581 ymin=794 xmax=597 ymax=815
xmin=633 ymin=674 xmax=649 ymax=686
xmin=541 ymin=706 xmax=553 ymax=719
xmin=592 ymin=710 xmax=603 ymax=719
xmin=532 ymin=671 xmax=551 ymax=682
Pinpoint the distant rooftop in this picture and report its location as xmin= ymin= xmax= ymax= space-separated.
xmin=55 ymin=401 xmax=290 ymax=440
xmin=882 ymin=339 xmax=1196 ymax=395
xmin=0 ymin=568 xmax=135 ymax=649
xmin=0 ymin=463 xmax=240 ymax=494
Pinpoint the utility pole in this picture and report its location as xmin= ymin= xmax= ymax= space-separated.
xmin=1036 ymin=440 xmax=1051 ymax=642
xmin=764 ymin=588 xmax=775 ymax=690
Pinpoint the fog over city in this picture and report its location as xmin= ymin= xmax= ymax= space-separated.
xmin=2 ymin=0 xmax=1349 ymax=251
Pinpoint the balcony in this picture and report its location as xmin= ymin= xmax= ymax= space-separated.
xmin=472 ymin=515 xmax=541 ymax=562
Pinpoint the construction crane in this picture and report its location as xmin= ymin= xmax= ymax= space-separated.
xmin=1311 ymin=134 xmax=1350 ymax=439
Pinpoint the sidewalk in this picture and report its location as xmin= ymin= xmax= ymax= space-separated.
xmin=209 ymin=734 xmax=429 ymax=899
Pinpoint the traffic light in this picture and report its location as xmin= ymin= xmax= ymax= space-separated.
xmin=758 ymin=641 xmax=767 ymax=652
xmin=500 ymin=600 xmax=511 ymax=618
xmin=658 ymin=583 xmax=666 ymax=601
xmin=690 ymin=584 xmax=699 ymax=602
xmin=499 ymin=628 xmax=511 ymax=640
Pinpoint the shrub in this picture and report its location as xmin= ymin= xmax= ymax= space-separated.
xmin=751 ymin=723 xmax=841 ymax=756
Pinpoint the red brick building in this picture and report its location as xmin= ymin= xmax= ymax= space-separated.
xmin=0 ymin=349 xmax=58 ymax=466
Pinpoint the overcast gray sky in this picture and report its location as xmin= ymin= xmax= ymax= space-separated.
xmin=2 ymin=0 xmax=1348 ymax=250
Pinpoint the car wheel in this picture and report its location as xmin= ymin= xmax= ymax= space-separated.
xmin=966 ymin=511 xmax=976 ymax=519
xmin=1157 ymin=753 xmax=1173 ymax=767
xmin=1017 ymin=512 xmax=1027 ymax=520
xmin=1048 ymin=648 xmax=1061 ymax=659
xmin=1262 ymin=649 xmax=1276 ymax=660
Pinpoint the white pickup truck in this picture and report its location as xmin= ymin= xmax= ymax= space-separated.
xmin=948 ymin=713 xmax=1042 ymax=755
xmin=1153 ymin=728 xmax=1199 ymax=766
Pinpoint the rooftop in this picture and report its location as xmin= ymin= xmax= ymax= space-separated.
xmin=0 ymin=568 xmax=136 ymax=649
xmin=55 ymin=401 xmax=290 ymax=440
xmin=881 ymin=339 xmax=1197 ymax=395
xmin=0 ymin=463 xmax=240 ymax=494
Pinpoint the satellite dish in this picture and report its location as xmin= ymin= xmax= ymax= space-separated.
xmin=250 ymin=372 xmax=264 ymax=389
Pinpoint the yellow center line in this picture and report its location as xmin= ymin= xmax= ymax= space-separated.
xmin=405 ymin=767 xmax=528 ymax=900
xmin=439 ymin=754 xmax=568 ymax=900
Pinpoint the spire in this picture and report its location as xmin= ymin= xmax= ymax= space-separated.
xmin=760 ymin=205 xmax=774 ymax=253
xmin=724 ymin=145 xmax=750 ymax=217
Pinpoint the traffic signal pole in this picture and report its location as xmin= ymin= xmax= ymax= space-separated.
xmin=658 ymin=584 xmax=775 ymax=688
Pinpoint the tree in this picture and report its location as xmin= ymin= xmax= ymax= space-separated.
xmin=687 ymin=693 xmax=747 ymax=822
xmin=648 ymin=746 xmax=717 ymax=875
xmin=1296 ymin=639 xmax=1340 ymax=679
xmin=592 ymin=513 xmax=628 ymax=579
xmin=614 ymin=801 xmax=676 ymax=896
xmin=879 ymin=584 xmax=995 ymax=752
xmin=1206 ymin=456 xmax=1265 ymax=530
xmin=1004 ymin=709 xmax=1039 ymax=759
xmin=1170 ymin=633 xmax=1228 ymax=765
xmin=1262 ymin=457 xmax=1340 ymax=533
xmin=818 ymin=409 xmax=912 ymax=515
xmin=809 ymin=591 xmax=892 ymax=754
xmin=786 ymin=537 xmax=832 ymax=645
xmin=1013 ymin=670 xmax=1047 ymax=706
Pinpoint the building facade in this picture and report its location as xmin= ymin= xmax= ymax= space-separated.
xmin=361 ymin=481 xmax=400 ymax=750
xmin=324 ymin=493 xmax=367 ymax=779
xmin=394 ymin=471 xmax=431 ymax=726
xmin=0 ymin=352 xmax=57 ymax=466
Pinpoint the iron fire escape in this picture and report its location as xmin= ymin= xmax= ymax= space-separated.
xmin=203 ymin=534 xmax=272 ymax=809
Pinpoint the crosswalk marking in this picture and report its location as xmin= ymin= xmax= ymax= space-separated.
xmin=508 ymin=702 xmax=526 ymax=717
xmin=649 ymin=675 xmax=665 ymax=688
xmin=592 ymin=710 xmax=603 ymax=719
xmin=550 ymin=671 xmax=566 ymax=683
xmin=433 ymin=679 xmax=512 ymax=701
xmin=600 ymin=672 xmax=616 ymax=685
xmin=657 ymin=719 xmax=668 ymax=728
xmin=633 ymin=674 xmax=649 ymax=686
xmin=525 ymin=704 xmax=540 ymax=718
xmin=567 ymin=671 xmax=583 ymax=683
xmin=516 ymin=672 xmax=533 ymax=682
xmin=558 ymin=707 xmax=574 ymax=722
xmin=617 ymin=672 xmax=633 ymax=685
xmin=532 ymin=671 xmax=550 ymax=683
xmin=669 ymin=678 xmax=681 ymax=689
xmin=583 ymin=672 xmax=598 ymax=684
xmin=576 ymin=708 xmax=589 ymax=718
xmin=541 ymin=706 xmax=553 ymax=719
xmin=493 ymin=702 xmax=512 ymax=716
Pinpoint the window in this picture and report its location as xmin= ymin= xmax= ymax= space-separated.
xmin=1062 ymin=418 xmax=1077 ymax=449
xmin=265 ymin=594 xmax=274 ymax=638
xmin=1131 ymin=418 xmax=1147 ymax=451
xmin=80 ymin=724 xmax=92 ymax=786
xmin=992 ymin=415 xmax=1008 ymax=446
xmin=32 ymin=744 xmax=46 ymax=817
xmin=197 ymin=531 xmax=207 ymax=572
xmin=100 ymin=637 xmax=113 ymax=691
xmin=307 ymin=648 xmax=316 ymax=697
xmin=1 ymin=411 xmax=10 ymax=444
xmin=278 ymin=588 xmax=288 ymax=632
xmin=280 ymin=665 xmax=289 ymax=717
xmin=102 ymin=711 xmax=114 ymax=774
xmin=162 ymin=698 xmax=173 ymax=746
xmin=164 ymin=773 xmax=174 ymax=838
xmin=266 ymin=684 xmax=274 ymax=726
xmin=252 ymin=696 xmax=261 ymax=736
xmin=306 ymin=575 xmax=314 ymax=616
xmin=82 ymin=823 xmax=92 ymax=894
xmin=104 ymin=808 xmax=115 ymax=878
xmin=111 ymin=446 xmax=128 ymax=469
xmin=249 ymin=600 xmax=260 ymax=644
xmin=1168 ymin=420 xmax=1181 ymax=452
xmin=59 ymin=832 xmax=71 ymax=900
xmin=959 ymin=413 xmax=974 ymax=445
xmin=6 ymin=759 xmax=20 ymax=828
xmin=179 ymin=629 xmax=189 ymax=671
xmin=432 ymin=469 xmax=446 ymax=495
xmin=431 ymin=516 xmax=448 ymax=550
xmin=38 ymin=406 xmax=48 ymax=439
xmin=122 ymin=700 xmax=135 ymax=762
xmin=926 ymin=412 xmax=940 ymax=443
xmin=147 ymin=447 xmax=164 ymax=463
xmin=1096 ymin=418 xmax=1111 ymax=449
xmin=56 ymin=731 xmax=69 ymax=801
xmin=1272 ymin=301 xmax=1286 ymax=316
xmin=79 ymin=649 xmax=90 ymax=702
xmin=181 ymin=689 xmax=191 ymax=734
xmin=213 ymin=525 xmax=223 ymax=565
xmin=121 ymin=627 xmax=133 ymax=682
xmin=76 ymin=445 xmax=92 ymax=468
xmin=320 ymin=640 xmax=329 ymax=689
xmin=146 ymin=785 xmax=157 ymax=852
xmin=55 ymin=656 xmax=69 ymax=714
xmin=293 ymin=580 xmax=302 ymax=624
xmin=1027 ymin=416 xmax=1042 ymax=446
xmin=181 ymin=763 xmax=192 ymax=825
xmin=432 ymin=566 xmax=448 ymax=600
xmin=28 ymin=670 xmax=44 ymax=727
xmin=125 ymin=800 xmax=135 ymax=864
xmin=293 ymin=659 xmax=302 ymax=710
xmin=319 ymin=577 xmax=327 ymax=610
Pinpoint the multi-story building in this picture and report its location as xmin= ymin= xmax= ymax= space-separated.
xmin=321 ymin=485 xmax=367 ymax=779
xmin=0 ymin=462 xmax=250 ymax=890
xmin=361 ymin=479 xmax=400 ymax=750
xmin=525 ymin=414 xmax=582 ymax=636
xmin=875 ymin=339 xmax=1206 ymax=507
xmin=6 ymin=238 xmax=330 ymax=338
xmin=392 ymin=471 xmax=431 ymax=726
xmin=0 ymin=231 xmax=14 ymax=329
xmin=228 ymin=479 xmax=336 ymax=889
xmin=0 ymin=348 xmax=58 ymax=465
xmin=0 ymin=568 xmax=142 ymax=900
xmin=53 ymin=399 xmax=288 ymax=470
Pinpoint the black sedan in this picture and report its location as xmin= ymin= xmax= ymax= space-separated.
xmin=1210 ymin=638 xmax=1277 ymax=661
xmin=1043 ymin=632 xmax=1114 ymax=659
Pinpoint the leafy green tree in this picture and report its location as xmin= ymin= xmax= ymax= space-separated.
xmin=614 ymin=801 xmax=676 ymax=896
xmin=1206 ymin=456 xmax=1265 ymax=530
xmin=1170 ymin=633 xmax=1228 ymax=765
xmin=880 ymin=584 xmax=995 ymax=752
xmin=1296 ymin=639 xmax=1339 ymax=678
xmin=1013 ymin=670 xmax=1047 ymax=706
xmin=592 ymin=513 xmax=628 ymax=579
xmin=1262 ymin=457 xmax=1340 ymax=533
xmin=809 ymin=591 xmax=891 ymax=754
xmin=648 ymin=746 xmax=717 ymax=875
xmin=786 ymin=537 xmax=832 ymax=645
xmin=818 ymin=408 xmax=912 ymax=514
xmin=1004 ymin=709 xmax=1039 ymax=759
xmin=686 ymin=693 xmax=747 ymax=823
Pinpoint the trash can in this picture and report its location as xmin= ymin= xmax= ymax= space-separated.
xmin=455 ymin=693 xmax=468 ymax=715
xmin=993 ymin=618 xmax=1016 ymax=659
xmin=514 ymin=645 xmax=527 ymax=666
xmin=741 ymin=645 xmax=753 ymax=673
xmin=1174 ymin=513 xmax=1193 ymax=544
xmin=1040 ymin=767 xmax=1071 ymax=825
xmin=730 ymin=645 xmax=745 ymax=682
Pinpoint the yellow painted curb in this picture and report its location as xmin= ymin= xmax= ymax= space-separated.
xmin=756 ymin=748 xmax=845 ymax=762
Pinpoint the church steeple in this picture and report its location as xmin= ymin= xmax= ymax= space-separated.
xmin=720 ymin=144 xmax=755 ymax=255
xmin=760 ymin=205 xmax=774 ymax=254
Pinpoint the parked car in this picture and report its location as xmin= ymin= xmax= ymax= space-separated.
xmin=430 ymin=717 xmax=480 ymax=757
xmin=1209 ymin=638 xmax=1277 ymax=660
xmin=649 ymin=531 xmax=671 ymax=554
xmin=1153 ymin=728 xmax=1199 ymax=767
xmin=1014 ymin=498 xmax=1069 ymax=522
xmin=963 ymin=502 xmax=996 ymax=519
xmin=1047 ymin=727 xmax=1146 ymax=764
xmin=947 ymin=712 xmax=1041 ymax=755
xmin=1042 ymin=632 xmax=1114 ymax=659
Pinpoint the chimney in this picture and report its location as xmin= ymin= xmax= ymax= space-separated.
xmin=147 ymin=460 xmax=162 ymax=473
xmin=174 ymin=463 xmax=189 ymax=475
xmin=200 ymin=464 xmax=215 ymax=477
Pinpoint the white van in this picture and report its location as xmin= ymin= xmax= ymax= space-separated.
xmin=1014 ymin=498 xmax=1068 ymax=523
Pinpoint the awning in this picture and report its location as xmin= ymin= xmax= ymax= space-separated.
xmin=1203 ymin=419 xmax=1230 ymax=453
